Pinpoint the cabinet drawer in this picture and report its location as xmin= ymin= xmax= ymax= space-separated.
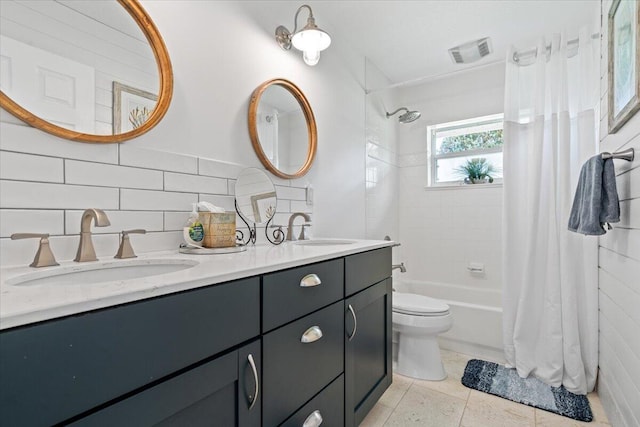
xmin=263 ymin=258 xmax=344 ymax=332
xmin=0 ymin=277 xmax=260 ymax=427
xmin=281 ymin=374 xmax=345 ymax=427
xmin=263 ymin=301 xmax=344 ymax=427
xmin=345 ymin=247 xmax=391 ymax=296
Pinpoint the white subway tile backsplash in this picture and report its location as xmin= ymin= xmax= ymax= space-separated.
xmin=0 ymin=181 xmax=119 ymax=210
xmin=228 ymin=179 xmax=236 ymax=195
xmin=198 ymin=158 xmax=245 ymax=179
xmin=121 ymin=189 xmax=197 ymax=211
xmin=275 ymin=185 xmax=306 ymax=201
xmin=0 ymin=152 xmax=64 ymax=183
xmin=0 ymin=123 xmax=119 ymax=163
xmin=165 ymin=172 xmax=227 ymax=194
xmin=120 ymin=145 xmax=198 ymax=174
xmin=0 ymin=209 xmax=65 ymax=238
xmin=65 ymin=210 xmax=164 ymax=234
xmin=124 ymin=231 xmax=182 ymax=254
xmin=66 ymin=160 xmax=163 ymax=190
xmin=290 ymin=200 xmax=312 ymax=213
xmin=164 ymin=211 xmax=190 ymax=231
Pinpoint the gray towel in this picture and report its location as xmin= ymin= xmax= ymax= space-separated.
xmin=568 ymin=155 xmax=620 ymax=235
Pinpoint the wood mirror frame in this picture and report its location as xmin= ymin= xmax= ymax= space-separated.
xmin=0 ymin=0 xmax=173 ymax=144
xmin=248 ymin=78 xmax=317 ymax=179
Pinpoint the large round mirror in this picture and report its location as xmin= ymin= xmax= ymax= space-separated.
xmin=248 ymin=79 xmax=317 ymax=179
xmin=235 ymin=168 xmax=278 ymax=225
xmin=0 ymin=0 xmax=172 ymax=143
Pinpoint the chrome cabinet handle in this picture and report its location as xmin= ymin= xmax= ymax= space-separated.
xmin=301 ymin=326 xmax=323 ymax=343
xmin=300 ymin=273 xmax=321 ymax=287
xmin=302 ymin=410 xmax=323 ymax=427
xmin=247 ymin=354 xmax=259 ymax=411
xmin=347 ymin=304 xmax=357 ymax=341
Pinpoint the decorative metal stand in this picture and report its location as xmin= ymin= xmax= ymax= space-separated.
xmin=235 ymin=200 xmax=284 ymax=246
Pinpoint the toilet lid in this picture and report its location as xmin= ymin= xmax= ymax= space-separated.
xmin=393 ymin=292 xmax=450 ymax=315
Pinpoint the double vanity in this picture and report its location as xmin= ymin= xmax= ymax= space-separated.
xmin=0 ymin=240 xmax=393 ymax=427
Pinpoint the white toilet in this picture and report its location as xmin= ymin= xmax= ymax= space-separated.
xmin=392 ymin=292 xmax=453 ymax=381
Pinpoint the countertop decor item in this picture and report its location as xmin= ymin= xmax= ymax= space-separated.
xmin=462 ymin=359 xmax=593 ymax=422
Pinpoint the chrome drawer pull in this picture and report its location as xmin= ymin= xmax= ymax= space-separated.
xmin=347 ymin=304 xmax=357 ymax=341
xmin=300 ymin=273 xmax=322 ymax=287
xmin=247 ymin=354 xmax=259 ymax=410
xmin=301 ymin=326 xmax=323 ymax=343
xmin=302 ymin=410 xmax=323 ymax=427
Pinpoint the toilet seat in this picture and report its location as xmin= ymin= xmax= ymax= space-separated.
xmin=393 ymin=292 xmax=450 ymax=316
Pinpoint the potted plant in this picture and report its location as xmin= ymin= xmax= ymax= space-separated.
xmin=455 ymin=158 xmax=496 ymax=184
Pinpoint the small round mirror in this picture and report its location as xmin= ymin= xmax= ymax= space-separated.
xmin=235 ymin=168 xmax=277 ymax=225
xmin=248 ymin=79 xmax=317 ymax=179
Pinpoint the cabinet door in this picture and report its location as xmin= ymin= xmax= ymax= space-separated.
xmin=72 ymin=339 xmax=261 ymax=427
xmin=344 ymin=278 xmax=392 ymax=427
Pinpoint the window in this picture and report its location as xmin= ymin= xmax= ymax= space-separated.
xmin=428 ymin=114 xmax=504 ymax=186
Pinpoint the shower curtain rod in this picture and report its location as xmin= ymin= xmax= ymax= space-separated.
xmin=513 ymin=33 xmax=599 ymax=64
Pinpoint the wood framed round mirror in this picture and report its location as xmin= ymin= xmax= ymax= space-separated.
xmin=248 ymin=79 xmax=317 ymax=179
xmin=0 ymin=0 xmax=172 ymax=143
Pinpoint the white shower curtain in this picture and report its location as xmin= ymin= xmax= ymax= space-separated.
xmin=502 ymin=29 xmax=599 ymax=394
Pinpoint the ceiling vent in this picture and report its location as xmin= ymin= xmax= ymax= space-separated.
xmin=448 ymin=37 xmax=493 ymax=64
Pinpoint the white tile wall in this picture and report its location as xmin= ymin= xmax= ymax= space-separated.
xmin=0 ymin=125 xmax=313 ymax=267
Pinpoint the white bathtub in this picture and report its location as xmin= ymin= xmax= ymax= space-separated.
xmin=394 ymin=279 xmax=505 ymax=363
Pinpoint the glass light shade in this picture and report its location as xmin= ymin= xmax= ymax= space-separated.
xmin=291 ymin=28 xmax=331 ymax=52
xmin=302 ymin=50 xmax=320 ymax=66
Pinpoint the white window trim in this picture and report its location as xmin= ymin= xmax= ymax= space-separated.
xmin=427 ymin=114 xmax=504 ymax=188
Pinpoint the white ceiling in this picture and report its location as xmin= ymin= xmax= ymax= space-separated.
xmin=307 ymin=0 xmax=599 ymax=88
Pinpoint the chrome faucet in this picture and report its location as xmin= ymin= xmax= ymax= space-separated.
xmin=286 ymin=212 xmax=311 ymax=241
xmin=74 ymin=209 xmax=111 ymax=262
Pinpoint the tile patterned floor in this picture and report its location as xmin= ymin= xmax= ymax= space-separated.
xmin=360 ymin=350 xmax=611 ymax=427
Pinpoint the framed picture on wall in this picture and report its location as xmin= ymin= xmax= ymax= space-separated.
xmin=113 ymin=82 xmax=158 ymax=134
xmin=608 ymin=0 xmax=640 ymax=133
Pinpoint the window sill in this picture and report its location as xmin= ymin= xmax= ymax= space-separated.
xmin=423 ymin=183 xmax=503 ymax=191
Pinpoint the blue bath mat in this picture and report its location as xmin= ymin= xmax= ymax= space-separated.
xmin=461 ymin=359 xmax=593 ymax=422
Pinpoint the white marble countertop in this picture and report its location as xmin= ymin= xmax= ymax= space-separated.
xmin=0 ymin=239 xmax=393 ymax=330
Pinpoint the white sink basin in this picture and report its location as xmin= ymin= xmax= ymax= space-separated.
xmin=6 ymin=259 xmax=199 ymax=287
xmin=293 ymin=239 xmax=356 ymax=246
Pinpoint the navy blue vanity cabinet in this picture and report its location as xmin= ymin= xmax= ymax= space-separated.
xmin=71 ymin=339 xmax=261 ymax=427
xmin=344 ymin=248 xmax=393 ymax=427
xmin=0 ymin=277 xmax=260 ymax=426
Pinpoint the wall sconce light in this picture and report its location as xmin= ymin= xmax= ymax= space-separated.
xmin=275 ymin=5 xmax=331 ymax=66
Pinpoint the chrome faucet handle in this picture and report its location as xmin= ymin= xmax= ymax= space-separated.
xmin=298 ymin=223 xmax=312 ymax=240
xmin=11 ymin=233 xmax=59 ymax=268
xmin=114 ymin=229 xmax=146 ymax=259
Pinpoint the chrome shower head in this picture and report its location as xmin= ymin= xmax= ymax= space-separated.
xmin=386 ymin=107 xmax=421 ymax=124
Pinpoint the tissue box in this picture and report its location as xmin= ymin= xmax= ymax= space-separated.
xmin=198 ymin=212 xmax=236 ymax=248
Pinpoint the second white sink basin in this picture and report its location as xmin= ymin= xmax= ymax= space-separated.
xmin=6 ymin=259 xmax=199 ymax=287
xmin=293 ymin=239 xmax=356 ymax=246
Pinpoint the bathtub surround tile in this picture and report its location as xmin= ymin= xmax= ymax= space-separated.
xmin=119 ymin=145 xmax=198 ymax=174
xmin=65 ymin=160 xmax=163 ymax=190
xmin=164 ymin=172 xmax=227 ymax=195
xmin=0 ymin=181 xmax=119 ymax=210
xmin=460 ymin=390 xmax=535 ymax=427
xmin=65 ymin=210 xmax=164 ymax=234
xmin=0 ymin=123 xmax=119 ymax=164
xmin=0 ymin=209 xmax=65 ymax=238
xmin=198 ymin=158 xmax=245 ymax=179
xmin=0 ymin=151 xmax=64 ymax=183
xmin=120 ymin=189 xmax=197 ymax=212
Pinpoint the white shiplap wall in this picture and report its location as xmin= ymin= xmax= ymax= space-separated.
xmin=597 ymin=1 xmax=640 ymax=426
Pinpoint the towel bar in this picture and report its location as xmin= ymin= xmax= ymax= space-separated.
xmin=601 ymin=148 xmax=634 ymax=161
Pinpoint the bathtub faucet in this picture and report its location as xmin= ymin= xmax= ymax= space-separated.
xmin=392 ymin=262 xmax=406 ymax=273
